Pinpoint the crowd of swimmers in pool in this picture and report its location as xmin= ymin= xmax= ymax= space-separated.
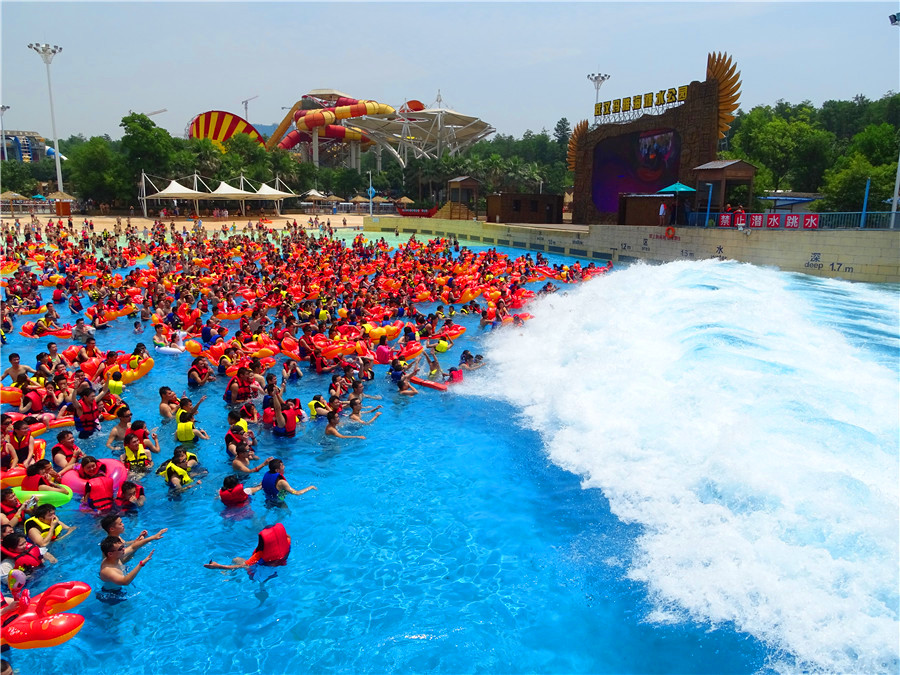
xmin=0 ymin=213 xmax=599 ymax=625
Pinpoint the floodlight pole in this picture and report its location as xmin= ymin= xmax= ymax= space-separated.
xmin=587 ymin=72 xmax=610 ymax=120
xmin=368 ymin=170 xmax=373 ymax=216
xmin=28 ymin=43 xmax=64 ymax=194
xmin=0 ymin=105 xmax=8 ymax=162
xmin=0 ymin=105 xmax=8 ymax=208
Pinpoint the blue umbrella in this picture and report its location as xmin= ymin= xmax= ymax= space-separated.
xmin=31 ymin=194 xmax=46 ymax=200
xmin=657 ymin=183 xmax=695 ymax=225
xmin=657 ymin=182 xmax=696 ymax=193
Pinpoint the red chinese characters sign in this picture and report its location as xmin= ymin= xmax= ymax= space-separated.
xmin=803 ymin=214 xmax=819 ymax=229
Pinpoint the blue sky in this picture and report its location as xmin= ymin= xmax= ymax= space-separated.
xmin=2 ymin=2 xmax=899 ymax=142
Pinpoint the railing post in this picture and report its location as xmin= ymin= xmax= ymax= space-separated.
xmin=860 ymin=178 xmax=871 ymax=229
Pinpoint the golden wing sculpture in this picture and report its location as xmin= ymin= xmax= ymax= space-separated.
xmin=567 ymin=119 xmax=589 ymax=173
xmin=707 ymin=52 xmax=742 ymax=139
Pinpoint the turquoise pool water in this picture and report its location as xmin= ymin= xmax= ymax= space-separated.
xmin=4 ymin=241 xmax=898 ymax=674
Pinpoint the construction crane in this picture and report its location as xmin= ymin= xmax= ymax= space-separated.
xmin=241 ymin=95 xmax=259 ymax=121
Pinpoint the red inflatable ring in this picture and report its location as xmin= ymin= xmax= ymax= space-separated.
xmin=665 ymin=227 xmax=676 ymax=239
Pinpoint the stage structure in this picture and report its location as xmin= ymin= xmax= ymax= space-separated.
xmin=569 ymin=52 xmax=741 ymax=225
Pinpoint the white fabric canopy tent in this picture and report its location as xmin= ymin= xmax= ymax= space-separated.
xmin=139 ymin=173 xmax=299 ymax=217
xmin=142 ymin=179 xmax=209 ymax=218
xmin=143 ymin=179 xmax=208 ymax=200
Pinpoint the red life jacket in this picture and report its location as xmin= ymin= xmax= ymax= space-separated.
xmin=10 ymin=431 xmax=32 ymax=454
xmin=51 ymin=442 xmax=79 ymax=467
xmin=0 ymin=543 xmax=43 ymax=571
xmin=78 ymin=462 xmax=107 ymax=480
xmin=130 ymin=427 xmax=149 ymax=444
xmin=24 ymin=390 xmax=44 ymax=412
xmin=75 ymin=398 xmax=100 ymax=433
xmin=0 ymin=497 xmax=22 ymax=519
xmin=223 ymin=376 xmax=252 ymax=404
xmin=114 ymin=483 xmax=144 ymax=510
xmin=21 ymin=473 xmax=52 ymax=492
xmin=219 ymin=483 xmax=249 ymax=507
xmin=224 ymin=430 xmax=243 ymax=449
xmin=256 ymin=523 xmax=290 ymax=565
xmin=84 ymin=475 xmax=114 ymax=512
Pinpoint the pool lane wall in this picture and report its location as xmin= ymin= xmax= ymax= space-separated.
xmin=363 ymin=217 xmax=900 ymax=283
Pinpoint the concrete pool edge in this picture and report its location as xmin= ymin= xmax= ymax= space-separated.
xmin=364 ymin=217 xmax=900 ymax=284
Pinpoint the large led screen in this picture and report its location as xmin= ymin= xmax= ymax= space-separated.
xmin=591 ymin=128 xmax=681 ymax=213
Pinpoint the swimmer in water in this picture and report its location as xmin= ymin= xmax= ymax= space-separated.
xmin=325 ymin=411 xmax=365 ymax=439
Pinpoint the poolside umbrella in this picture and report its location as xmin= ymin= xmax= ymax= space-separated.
xmin=1 ymin=191 xmax=24 ymax=214
xmin=47 ymin=191 xmax=77 ymax=201
xmin=372 ymin=196 xmax=388 ymax=203
xmin=31 ymin=194 xmax=46 ymax=200
xmin=303 ymin=189 xmax=327 ymax=201
xmin=395 ymin=196 xmax=414 ymax=204
xmin=324 ymin=195 xmax=343 ymax=202
xmin=349 ymin=195 xmax=368 ymax=203
xmin=657 ymin=182 xmax=695 ymax=224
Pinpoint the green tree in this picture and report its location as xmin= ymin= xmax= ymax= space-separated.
xmin=846 ymin=123 xmax=899 ymax=167
xmin=333 ymin=167 xmax=363 ymax=198
xmin=819 ymin=153 xmax=894 ymax=212
xmin=789 ymin=123 xmax=835 ymax=192
xmin=0 ymin=161 xmax=39 ymax=195
xmin=119 ymin=113 xmax=174 ymax=183
xmin=66 ymin=136 xmax=129 ymax=202
xmin=553 ymin=118 xmax=571 ymax=148
xmin=220 ymin=133 xmax=270 ymax=182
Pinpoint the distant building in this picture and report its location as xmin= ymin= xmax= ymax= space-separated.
xmin=1 ymin=130 xmax=48 ymax=163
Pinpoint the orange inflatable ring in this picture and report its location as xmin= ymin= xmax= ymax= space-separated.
xmin=665 ymin=227 xmax=676 ymax=239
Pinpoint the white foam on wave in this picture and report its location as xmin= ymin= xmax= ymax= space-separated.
xmin=471 ymin=259 xmax=899 ymax=674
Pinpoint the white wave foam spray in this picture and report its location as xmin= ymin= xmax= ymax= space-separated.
xmin=472 ymin=259 xmax=899 ymax=674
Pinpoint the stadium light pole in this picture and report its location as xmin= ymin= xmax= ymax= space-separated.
xmin=587 ymin=72 xmax=610 ymax=118
xmin=368 ymin=170 xmax=373 ymax=216
xmin=0 ymin=105 xmax=8 ymax=162
xmin=28 ymin=43 xmax=64 ymax=194
xmin=0 ymin=105 xmax=8 ymax=210
xmin=890 ymin=12 xmax=900 ymax=229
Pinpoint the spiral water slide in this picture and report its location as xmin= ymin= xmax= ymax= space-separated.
xmin=267 ymin=97 xmax=395 ymax=151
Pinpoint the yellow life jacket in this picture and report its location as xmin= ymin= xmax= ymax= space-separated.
xmin=108 ymin=379 xmax=124 ymax=395
xmin=175 ymin=408 xmax=189 ymax=423
xmin=124 ymin=443 xmax=152 ymax=468
xmin=24 ymin=516 xmax=62 ymax=540
xmin=435 ymin=339 xmax=449 ymax=353
xmin=234 ymin=418 xmax=249 ymax=433
xmin=176 ymin=421 xmax=196 ymax=442
xmin=308 ymin=400 xmax=323 ymax=418
xmin=163 ymin=462 xmax=192 ymax=486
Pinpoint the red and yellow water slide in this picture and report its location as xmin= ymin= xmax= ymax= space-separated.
xmin=267 ymin=96 xmax=395 ymax=151
xmin=188 ymin=95 xmax=400 ymax=153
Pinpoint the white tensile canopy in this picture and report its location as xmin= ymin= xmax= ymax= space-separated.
xmin=255 ymin=183 xmax=295 ymax=199
xmin=209 ymin=181 xmax=255 ymax=198
xmin=139 ymin=174 xmax=298 ymax=217
xmin=143 ymin=179 xmax=208 ymax=200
